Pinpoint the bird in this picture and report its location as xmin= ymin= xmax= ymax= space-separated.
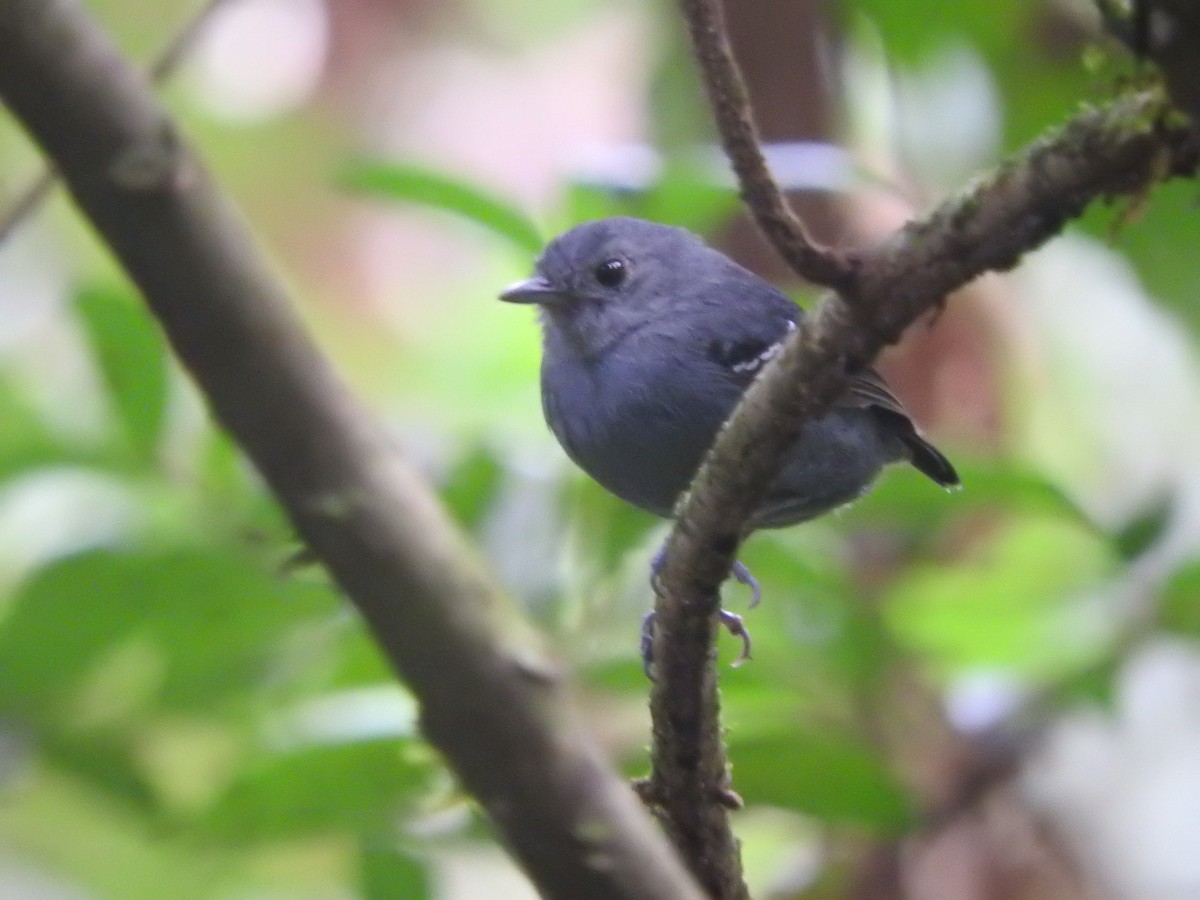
xmin=500 ymin=216 xmax=958 ymax=665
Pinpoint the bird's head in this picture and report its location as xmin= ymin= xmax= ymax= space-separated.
xmin=500 ymin=217 xmax=716 ymax=356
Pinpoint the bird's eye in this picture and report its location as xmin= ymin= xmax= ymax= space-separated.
xmin=593 ymin=258 xmax=626 ymax=288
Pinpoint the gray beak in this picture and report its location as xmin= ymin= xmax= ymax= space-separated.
xmin=499 ymin=274 xmax=570 ymax=305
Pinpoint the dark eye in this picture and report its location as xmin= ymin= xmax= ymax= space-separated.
xmin=593 ymin=258 xmax=626 ymax=288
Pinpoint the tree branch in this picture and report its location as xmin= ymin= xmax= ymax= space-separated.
xmin=678 ymin=0 xmax=854 ymax=291
xmin=0 ymin=2 xmax=706 ymax=898
xmin=649 ymin=3 xmax=1199 ymax=893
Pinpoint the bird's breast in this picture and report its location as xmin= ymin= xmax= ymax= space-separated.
xmin=540 ymin=343 xmax=735 ymax=517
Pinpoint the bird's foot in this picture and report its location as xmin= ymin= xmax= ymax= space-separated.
xmin=650 ymin=548 xmax=762 ymax=607
xmin=642 ymin=547 xmax=761 ymax=677
xmin=640 ymin=608 xmax=753 ymax=679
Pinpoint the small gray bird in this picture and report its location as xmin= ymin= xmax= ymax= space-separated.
xmin=501 ymin=217 xmax=957 ymax=657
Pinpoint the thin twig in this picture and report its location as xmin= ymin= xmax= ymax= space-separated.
xmin=0 ymin=170 xmax=57 ymax=244
xmin=678 ymin=0 xmax=855 ymax=290
xmin=0 ymin=0 xmax=230 ymax=245
xmin=147 ymin=0 xmax=231 ymax=81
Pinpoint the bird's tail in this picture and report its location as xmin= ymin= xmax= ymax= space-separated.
xmin=900 ymin=429 xmax=960 ymax=488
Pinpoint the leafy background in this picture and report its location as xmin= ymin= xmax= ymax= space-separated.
xmin=0 ymin=0 xmax=1198 ymax=897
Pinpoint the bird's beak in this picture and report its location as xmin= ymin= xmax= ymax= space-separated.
xmin=499 ymin=274 xmax=570 ymax=305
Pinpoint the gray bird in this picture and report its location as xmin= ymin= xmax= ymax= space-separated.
xmin=501 ymin=217 xmax=957 ymax=659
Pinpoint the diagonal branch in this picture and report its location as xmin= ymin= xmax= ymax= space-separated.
xmin=649 ymin=3 xmax=1199 ymax=893
xmin=0 ymin=2 xmax=706 ymax=898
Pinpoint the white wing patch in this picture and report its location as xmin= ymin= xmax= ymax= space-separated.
xmin=729 ymin=318 xmax=796 ymax=375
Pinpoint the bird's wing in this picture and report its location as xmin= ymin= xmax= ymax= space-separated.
xmin=702 ymin=274 xmax=802 ymax=388
xmin=701 ymin=294 xmax=903 ymax=417
xmin=702 ymin=280 xmax=960 ymax=487
xmin=706 ymin=316 xmax=798 ymax=386
xmin=708 ymin=317 xmax=914 ymax=423
xmin=841 ymin=365 xmax=909 ymax=417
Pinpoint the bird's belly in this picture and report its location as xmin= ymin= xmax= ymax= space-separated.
xmin=542 ymin=360 xmax=896 ymax=528
xmin=542 ymin=364 xmax=724 ymax=517
xmin=754 ymin=409 xmax=894 ymax=527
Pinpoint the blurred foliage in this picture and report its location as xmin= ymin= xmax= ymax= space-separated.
xmin=0 ymin=0 xmax=1197 ymax=897
xmin=340 ymin=161 xmax=544 ymax=255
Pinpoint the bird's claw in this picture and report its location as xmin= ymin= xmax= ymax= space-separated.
xmin=641 ymin=611 xmax=657 ymax=680
xmin=640 ymin=608 xmax=753 ymax=678
xmin=719 ymin=609 xmax=752 ymax=667
xmin=731 ymin=560 xmax=762 ymax=608
xmin=642 ymin=548 xmax=761 ymax=676
xmin=650 ymin=549 xmax=761 ymax=607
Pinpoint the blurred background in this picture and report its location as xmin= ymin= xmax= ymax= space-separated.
xmin=1 ymin=0 xmax=1198 ymax=897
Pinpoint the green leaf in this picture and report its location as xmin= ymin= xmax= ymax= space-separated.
xmin=563 ymin=477 xmax=659 ymax=580
xmin=201 ymin=738 xmax=431 ymax=841
xmin=638 ymin=159 xmax=739 ymax=234
xmin=41 ymin=730 xmax=159 ymax=813
xmin=340 ymin=160 xmax=543 ymax=255
xmin=360 ymin=839 xmax=431 ymax=900
xmin=0 ymin=379 xmax=82 ymax=477
xmin=563 ymin=159 xmax=738 ymax=237
xmin=948 ymin=464 xmax=1091 ymax=524
xmin=1053 ymin=650 xmax=1121 ymax=709
xmin=564 ymin=180 xmax=636 ymax=227
xmin=850 ymin=0 xmax=1023 ymax=65
xmin=729 ymin=725 xmax=914 ymax=830
xmin=1162 ymin=560 xmax=1200 ymax=636
xmin=1084 ymin=180 xmax=1200 ymax=336
xmin=440 ymin=445 xmax=504 ymax=530
xmin=843 ymin=459 xmax=1095 ymax=539
xmin=0 ymin=547 xmax=339 ymax=719
xmin=885 ymin=513 xmax=1115 ymax=678
xmin=1114 ymin=497 xmax=1172 ymax=561
xmin=74 ymin=284 xmax=169 ymax=460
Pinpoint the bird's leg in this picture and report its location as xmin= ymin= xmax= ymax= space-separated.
xmin=640 ymin=609 xmax=752 ymax=678
xmin=643 ymin=546 xmax=757 ymax=677
xmin=649 ymin=547 xmax=761 ymax=604
xmin=730 ymin=560 xmax=762 ymax=608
